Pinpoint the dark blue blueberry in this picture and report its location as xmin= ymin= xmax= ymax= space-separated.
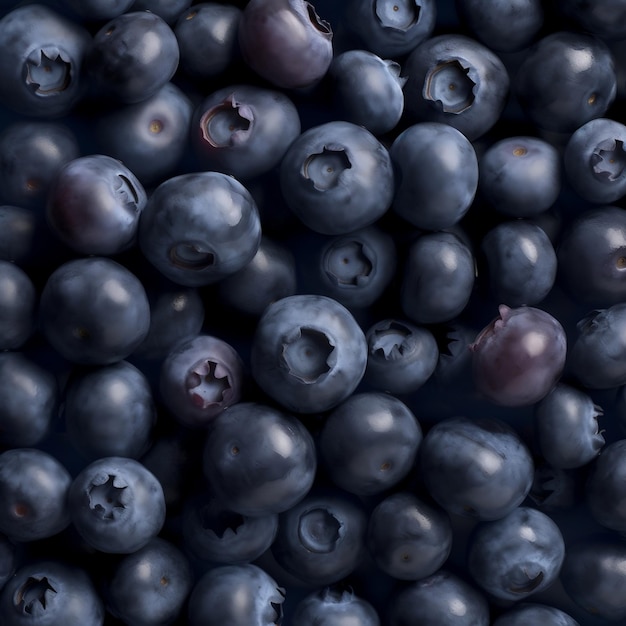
xmin=217 ymin=235 xmax=297 ymax=317
xmin=0 ymin=207 xmax=41 ymax=267
xmin=557 ymin=0 xmax=626 ymax=40
xmin=343 ymin=0 xmax=437 ymax=58
xmin=493 ymin=603 xmax=580 ymax=626
xmin=478 ymin=136 xmax=561 ymax=218
xmin=0 ymin=533 xmax=16 ymax=591
xmin=564 ymin=118 xmax=626 ymax=204
xmin=106 ymin=537 xmax=194 ymax=626
xmin=467 ymin=506 xmax=565 ymax=601
xmin=39 ymin=256 xmax=151 ymax=365
xmin=0 ymin=560 xmax=104 ymax=626
xmin=419 ymin=416 xmax=534 ymax=520
xmin=528 ymin=462 xmax=577 ymax=511
xmin=292 ymin=586 xmax=380 ymax=626
xmin=138 ymin=171 xmax=261 ymax=287
xmin=250 ymin=294 xmax=367 ymax=413
xmin=534 ymin=383 xmax=604 ymax=469
xmin=329 ymin=49 xmax=405 ymax=136
xmin=64 ymin=360 xmax=156 ymax=461
xmin=557 ymin=206 xmax=626 ymax=306
xmin=88 ymin=10 xmax=179 ymax=104
xmin=586 ymin=439 xmax=626 ymax=532
xmin=0 ymin=261 xmax=36 ymax=350
xmin=174 ymin=2 xmax=242 ymax=80
xmin=403 ymin=34 xmax=509 ymax=140
xmin=401 ymin=230 xmax=476 ymax=323
xmin=367 ymin=492 xmax=452 ymax=580
xmin=514 ymin=31 xmax=617 ymax=133
xmin=363 ymin=318 xmax=439 ymax=394
xmin=68 ymin=456 xmax=166 ymax=553
xmin=390 ymin=123 xmax=479 ymax=230
xmin=130 ymin=0 xmax=192 ymax=24
xmin=480 ymin=220 xmax=557 ymax=307
xmin=455 ymin=0 xmax=543 ymax=52
xmin=95 ymin=82 xmax=192 ymax=186
xmin=0 ymin=448 xmax=71 ymax=543
xmin=192 ymin=84 xmax=301 ymax=180
xmin=386 ymin=569 xmax=490 ymax=626
xmin=470 ymin=304 xmax=567 ymax=406
xmin=271 ymin=488 xmax=368 ymax=586
xmin=280 ymin=120 xmax=394 ymax=235
xmin=318 ymin=392 xmax=422 ymax=496
xmin=0 ymin=4 xmax=91 ymax=117
xmin=181 ymin=491 xmax=278 ymax=565
xmin=0 ymin=121 xmax=80 ymax=211
xmin=561 ymin=534 xmax=626 ymax=621
xmin=202 ymin=402 xmax=317 ymax=516
xmin=46 ymin=154 xmax=146 ymax=255
xmin=61 ymin=0 xmax=135 ymax=21
xmin=238 ymin=0 xmax=333 ymax=89
xmin=569 ymin=303 xmax=626 ymax=388
xmin=187 ymin=563 xmax=285 ymax=626
xmin=159 ymin=333 xmax=244 ymax=428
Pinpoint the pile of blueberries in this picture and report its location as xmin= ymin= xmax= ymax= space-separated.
xmin=3 ymin=0 xmax=626 ymax=623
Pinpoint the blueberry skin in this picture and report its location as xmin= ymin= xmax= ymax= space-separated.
xmin=0 ymin=352 xmax=57 ymax=448
xmin=564 ymin=118 xmax=626 ymax=204
xmin=480 ymin=220 xmax=557 ymax=307
xmin=478 ymin=136 xmax=561 ymax=218
xmin=187 ymin=563 xmax=285 ymax=626
xmin=455 ymin=0 xmax=543 ymax=52
xmin=192 ymin=84 xmax=301 ymax=180
xmin=467 ymin=506 xmax=565 ymax=601
xmin=0 ymin=4 xmax=91 ymax=117
xmin=0 ymin=533 xmax=16 ymax=591
xmin=46 ymin=154 xmax=147 ymax=256
xmin=159 ymin=334 xmax=244 ymax=428
xmin=401 ymin=230 xmax=475 ymax=323
xmin=557 ymin=206 xmax=626 ymax=306
xmin=403 ymin=34 xmax=509 ymax=140
xmin=561 ymin=534 xmax=626 ymax=621
xmin=534 ymin=383 xmax=604 ymax=469
xmin=138 ymin=171 xmax=262 ymax=287
xmin=217 ymin=235 xmax=297 ymax=317
xmin=62 ymin=0 xmax=135 ymax=20
xmin=0 ymin=448 xmax=71 ymax=543
xmin=0 ymin=560 xmax=104 ymax=626
xmin=95 ymin=82 xmax=193 ymax=186
xmin=292 ymin=586 xmax=380 ymax=626
xmin=470 ymin=305 xmax=567 ymax=406
xmin=68 ymin=456 xmax=166 ymax=553
xmin=493 ymin=603 xmax=580 ymax=625
xmin=419 ymin=416 xmax=534 ymax=520
xmin=182 ymin=491 xmax=278 ymax=565
xmin=39 ymin=256 xmax=151 ymax=365
xmin=271 ymin=489 xmax=368 ymax=586
xmin=319 ymin=392 xmax=422 ymax=496
xmin=106 ymin=537 xmax=194 ymax=626
xmin=238 ymin=0 xmax=333 ymax=89
xmin=514 ymin=32 xmax=617 ymax=134
xmin=586 ymin=439 xmax=626 ymax=532
xmin=363 ymin=318 xmax=439 ymax=394
xmin=390 ymin=123 xmax=479 ymax=231
xmin=386 ymin=569 xmax=490 ymax=626
xmin=280 ymin=121 xmax=394 ymax=235
xmin=174 ymin=3 xmax=241 ymax=80
xmin=250 ymin=294 xmax=368 ymax=413
xmin=130 ymin=0 xmax=192 ymax=24
xmin=343 ymin=0 xmax=437 ymax=59
xmin=557 ymin=0 xmax=626 ymax=40
xmin=569 ymin=303 xmax=626 ymax=388
xmin=202 ymin=402 xmax=317 ymax=516
xmin=0 ymin=261 xmax=36 ymax=350
xmin=64 ymin=360 xmax=156 ymax=461
xmin=88 ymin=11 xmax=180 ymax=104
xmin=367 ymin=492 xmax=452 ymax=581
xmin=0 ymin=121 xmax=80 ymax=211
xmin=329 ymin=49 xmax=406 ymax=136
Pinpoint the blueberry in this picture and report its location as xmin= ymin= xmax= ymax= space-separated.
xmin=250 ymin=294 xmax=367 ymax=413
xmin=62 ymin=0 xmax=135 ymax=21
xmin=68 ymin=456 xmax=166 ymax=553
xmin=493 ymin=602 xmax=580 ymax=626
xmin=292 ymin=586 xmax=380 ymax=626
xmin=0 ymin=260 xmax=36 ymax=350
xmin=557 ymin=0 xmax=626 ymax=40
xmin=280 ymin=120 xmax=394 ymax=235
xmin=0 ymin=533 xmax=16 ymax=591
xmin=130 ymin=0 xmax=192 ymax=24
